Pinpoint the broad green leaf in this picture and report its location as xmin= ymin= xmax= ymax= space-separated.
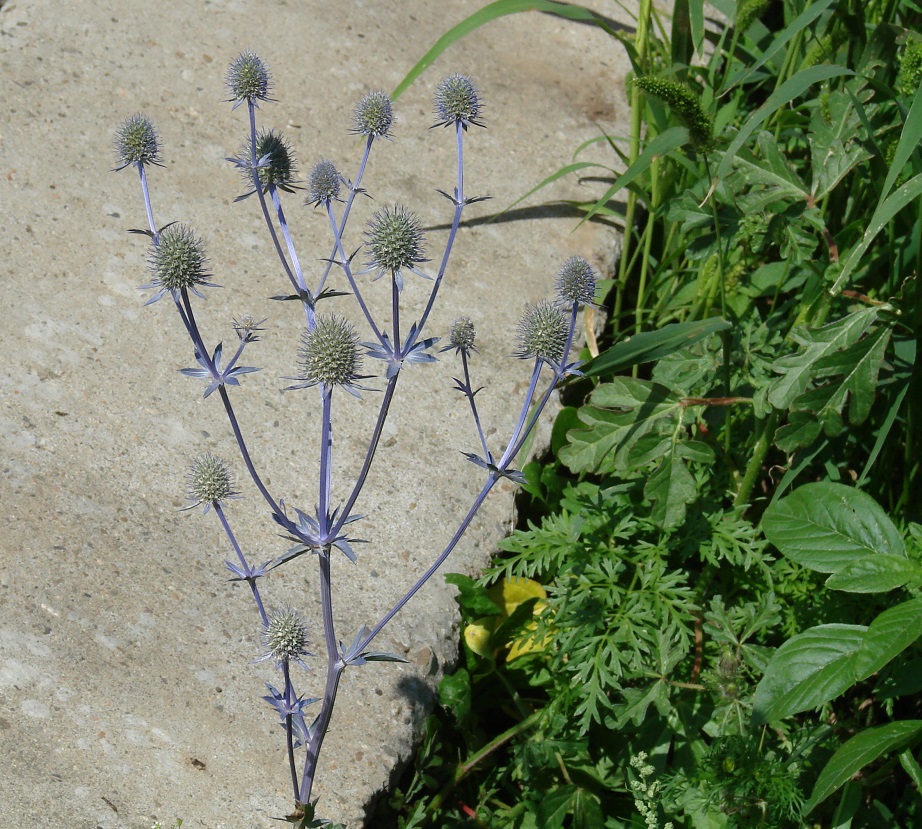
xmin=558 ymin=405 xmax=633 ymax=473
xmin=717 ymin=65 xmax=854 ymax=181
xmin=645 ymin=447 xmax=696 ymax=529
xmin=805 ymin=721 xmax=922 ymax=813
xmin=392 ymin=1 xmax=620 ymax=100
xmin=536 ymin=784 xmax=577 ymax=829
xmin=774 ymin=410 xmax=822 ymax=453
xmin=809 ymin=90 xmax=872 ymax=200
xmin=585 ymin=317 xmax=731 ymax=377
xmin=762 ymin=482 xmax=905 ymax=574
xmin=766 ymin=307 xmax=879 ymax=410
xmin=826 ymin=556 xmax=922 ymax=593
xmin=831 ymin=172 xmax=922 ymax=294
xmin=752 ymin=624 xmax=867 ymax=724
xmin=855 ymin=599 xmax=922 ymax=681
xmin=438 ymin=668 xmax=472 ymax=723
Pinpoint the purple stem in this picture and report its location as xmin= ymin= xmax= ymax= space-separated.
xmin=325 ymin=201 xmax=384 ymax=344
xmin=316 ymin=135 xmax=375 ymax=296
xmin=298 ymin=549 xmax=343 ymax=805
xmin=331 ymin=374 xmax=399 ymax=537
xmin=213 ymin=502 xmax=268 ymax=626
xmin=246 ymin=101 xmax=299 ymax=293
xmin=411 ymin=122 xmax=466 ymax=347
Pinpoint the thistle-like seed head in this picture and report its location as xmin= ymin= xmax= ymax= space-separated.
xmin=264 ymin=607 xmax=310 ymax=664
xmin=515 ymin=300 xmax=569 ymax=364
xmin=434 ymin=74 xmax=484 ymax=129
xmin=114 ymin=113 xmax=161 ymax=170
xmin=448 ymin=316 xmax=476 ymax=353
xmin=297 ymin=314 xmax=363 ymax=388
xmin=246 ymin=129 xmax=296 ymax=192
xmin=365 ymin=205 xmax=425 ymax=276
xmin=351 ymin=90 xmax=393 ymax=138
xmin=226 ymin=50 xmax=271 ymax=105
xmin=149 ymin=224 xmax=210 ymax=293
xmin=307 ymin=159 xmax=342 ymax=207
xmin=555 ymin=256 xmax=597 ymax=306
xmin=186 ymin=453 xmax=237 ymax=506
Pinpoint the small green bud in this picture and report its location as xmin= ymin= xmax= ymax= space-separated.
xmin=149 ymin=225 xmax=210 ymax=293
xmin=247 ymin=129 xmax=296 ymax=192
xmin=186 ymin=454 xmax=237 ymax=506
xmin=296 ymin=314 xmax=363 ymax=388
xmin=449 ymin=316 xmax=476 ymax=353
xmin=307 ymin=159 xmax=342 ymax=207
xmin=352 ymin=90 xmax=393 ymax=138
xmin=114 ymin=114 xmax=161 ymax=170
xmin=515 ymin=300 xmax=569 ymax=364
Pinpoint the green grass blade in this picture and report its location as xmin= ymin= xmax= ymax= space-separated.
xmin=831 ymin=172 xmax=922 ymax=294
xmin=585 ymin=316 xmax=731 ymax=377
xmin=579 ymin=126 xmax=690 ymax=226
xmin=716 ymin=65 xmax=854 ymax=181
xmin=500 ymin=161 xmax=615 ymax=216
xmin=391 ymin=0 xmax=620 ymax=100
xmin=879 ymin=80 xmax=922 ymax=205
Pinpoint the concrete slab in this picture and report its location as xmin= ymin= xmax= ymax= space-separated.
xmin=0 ymin=0 xmax=630 ymax=826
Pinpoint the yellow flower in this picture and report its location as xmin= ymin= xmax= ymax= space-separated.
xmin=462 ymin=577 xmax=552 ymax=662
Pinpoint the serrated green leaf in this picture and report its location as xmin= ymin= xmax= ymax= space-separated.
xmin=752 ymin=624 xmax=867 ymax=724
xmin=717 ymin=64 xmax=854 ymax=181
xmin=788 ymin=325 xmax=891 ymax=438
xmin=805 ymin=721 xmax=922 ymax=813
xmin=767 ymin=307 xmax=879 ymax=410
xmin=774 ymin=410 xmax=823 ymax=452
xmin=762 ymin=482 xmax=905 ymax=574
xmin=826 ymin=556 xmax=922 ymax=593
xmin=730 ymin=131 xmax=809 ymax=199
xmin=855 ymin=599 xmax=922 ymax=681
xmin=561 ymin=379 xmax=684 ymax=474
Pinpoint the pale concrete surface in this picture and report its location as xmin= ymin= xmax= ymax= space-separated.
xmin=0 ymin=1 xmax=630 ymax=826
